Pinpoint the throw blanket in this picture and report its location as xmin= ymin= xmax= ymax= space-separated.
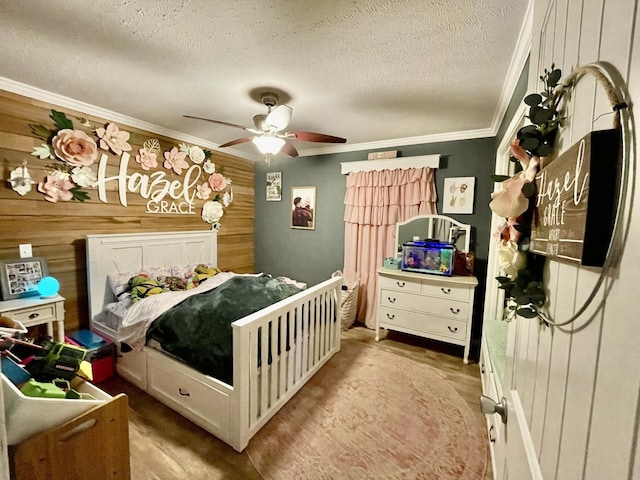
xmin=146 ymin=275 xmax=303 ymax=385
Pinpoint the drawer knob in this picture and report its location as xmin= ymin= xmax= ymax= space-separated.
xmin=441 ymin=288 xmax=451 ymax=294
xmin=449 ymin=307 xmax=460 ymax=314
xmin=386 ymin=313 xmax=395 ymax=320
xmin=396 ymin=281 xmax=406 ymax=288
xmin=387 ymin=297 xmax=396 ymax=304
xmin=448 ymin=326 xmax=458 ymax=333
xmin=178 ymin=388 xmax=190 ymax=397
xmin=29 ymin=312 xmax=40 ymax=319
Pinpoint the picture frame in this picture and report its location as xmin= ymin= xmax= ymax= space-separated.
xmin=266 ymin=172 xmax=282 ymax=201
xmin=442 ymin=177 xmax=476 ymax=214
xmin=0 ymin=257 xmax=49 ymax=300
xmin=291 ymin=186 xmax=316 ymax=230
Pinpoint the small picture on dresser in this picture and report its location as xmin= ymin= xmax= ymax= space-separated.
xmin=0 ymin=257 xmax=49 ymax=300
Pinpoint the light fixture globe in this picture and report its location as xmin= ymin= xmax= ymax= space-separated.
xmin=37 ymin=276 xmax=59 ymax=298
xmin=252 ymin=136 xmax=285 ymax=155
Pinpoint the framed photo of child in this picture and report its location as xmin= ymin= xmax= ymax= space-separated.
xmin=291 ymin=186 xmax=316 ymax=230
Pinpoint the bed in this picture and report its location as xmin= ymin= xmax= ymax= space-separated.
xmin=86 ymin=230 xmax=342 ymax=452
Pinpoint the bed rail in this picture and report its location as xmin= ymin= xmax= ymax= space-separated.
xmin=230 ymin=275 xmax=342 ymax=451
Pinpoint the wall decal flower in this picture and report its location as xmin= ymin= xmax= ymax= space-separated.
xmin=208 ymin=172 xmax=227 ymax=191
xmin=38 ymin=174 xmax=75 ymax=202
xmin=135 ymin=147 xmax=158 ymax=171
xmin=96 ymin=122 xmax=132 ymax=155
xmin=8 ymin=162 xmax=36 ymax=196
xmin=51 ymin=129 xmax=98 ymax=166
xmin=196 ymin=183 xmax=212 ymax=200
xmin=70 ymin=166 xmax=97 ymax=188
xmin=203 ymin=160 xmax=216 ymax=174
xmin=201 ymin=200 xmax=224 ymax=229
xmin=163 ymin=147 xmax=189 ymax=175
xmin=188 ymin=145 xmax=205 ymax=164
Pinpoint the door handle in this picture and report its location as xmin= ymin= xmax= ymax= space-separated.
xmin=479 ymin=395 xmax=508 ymax=424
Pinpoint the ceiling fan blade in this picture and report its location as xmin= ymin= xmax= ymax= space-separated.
xmin=266 ymin=105 xmax=293 ymax=131
xmin=183 ymin=115 xmax=250 ymax=131
xmin=281 ymin=141 xmax=299 ymax=157
xmin=219 ymin=137 xmax=254 ymax=148
xmin=291 ymin=131 xmax=346 ymax=143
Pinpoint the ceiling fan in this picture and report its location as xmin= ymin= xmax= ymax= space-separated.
xmin=184 ymin=92 xmax=346 ymax=161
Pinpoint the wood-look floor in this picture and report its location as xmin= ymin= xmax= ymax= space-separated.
xmin=99 ymin=326 xmax=492 ymax=480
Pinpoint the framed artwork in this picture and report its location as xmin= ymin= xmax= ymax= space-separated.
xmin=0 ymin=257 xmax=49 ymax=300
xmin=291 ymin=186 xmax=316 ymax=230
xmin=266 ymin=172 xmax=282 ymax=201
xmin=442 ymin=177 xmax=476 ymax=214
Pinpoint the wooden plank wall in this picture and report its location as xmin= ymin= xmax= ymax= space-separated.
xmin=0 ymin=89 xmax=255 ymax=333
xmin=504 ymin=0 xmax=640 ymax=479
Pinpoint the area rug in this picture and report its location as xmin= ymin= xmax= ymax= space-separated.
xmin=246 ymin=339 xmax=487 ymax=480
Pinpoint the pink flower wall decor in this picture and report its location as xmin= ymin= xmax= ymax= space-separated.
xmin=208 ymin=173 xmax=227 ymax=192
xmin=38 ymin=174 xmax=74 ymax=202
xmin=96 ymin=122 xmax=132 ymax=155
xmin=135 ymin=147 xmax=158 ymax=171
xmin=163 ymin=147 xmax=189 ymax=175
xmin=51 ymin=129 xmax=98 ymax=166
xmin=196 ymin=183 xmax=212 ymax=200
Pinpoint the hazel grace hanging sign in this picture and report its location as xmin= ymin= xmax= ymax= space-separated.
xmin=530 ymin=129 xmax=620 ymax=266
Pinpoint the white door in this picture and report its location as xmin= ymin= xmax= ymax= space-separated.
xmin=481 ymin=101 xmax=542 ymax=479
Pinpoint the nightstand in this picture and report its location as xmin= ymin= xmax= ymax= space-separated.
xmin=0 ymin=295 xmax=65 ymax=342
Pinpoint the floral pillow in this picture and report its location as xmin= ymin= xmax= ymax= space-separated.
xmin=106 ymin=264 xmax=219 ymax=301
xmin=107 ymin=266 xmax=173 ymax=300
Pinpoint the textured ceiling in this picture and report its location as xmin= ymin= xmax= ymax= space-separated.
xmin=0 ymin=0 xmax=530 ymax=160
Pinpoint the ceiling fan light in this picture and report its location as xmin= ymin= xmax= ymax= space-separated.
xmin=252 ymin=136 xmax=286 ymax=155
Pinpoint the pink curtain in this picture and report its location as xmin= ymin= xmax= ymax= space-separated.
xmin=343 ymin=167 xmax=437 ymax=328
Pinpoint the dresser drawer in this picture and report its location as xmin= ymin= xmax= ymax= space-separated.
xmin=422 ymin=282 xmax=471 ymax=301
xmin=378 ymin=275 xmax=421 ymax=293
xmin=4 ymin=303 xmax=57 ymax=326
xmin=380 ymin=288 xmax=470 ymax=320
xmin=378 ymin=306 xmax=467 ymax=340
xmin=147 ymin=353 xmax=230 ymax=438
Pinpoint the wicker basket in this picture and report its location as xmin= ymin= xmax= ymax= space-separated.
xmin=332 ymin=271 xmax=359 ymax=330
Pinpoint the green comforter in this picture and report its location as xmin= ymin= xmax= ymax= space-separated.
xmin=146 ymin=275 xmax=302 ymax=385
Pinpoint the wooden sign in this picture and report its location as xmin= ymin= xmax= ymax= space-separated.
xmin=530 ymin=129 xmax=620 ymax=266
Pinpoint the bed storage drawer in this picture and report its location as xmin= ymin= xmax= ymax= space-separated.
xmin=116 ymin=347 xmax=148 ymax=390
xmin=146 ymin=349 xmax=230 ymax=439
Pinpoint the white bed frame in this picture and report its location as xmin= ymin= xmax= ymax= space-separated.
xmin=86 ymin=230 xmax=342 ymax=452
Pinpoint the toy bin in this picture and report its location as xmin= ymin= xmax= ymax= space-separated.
xmin=1 ymin=369 xmax=111 ymax=445
xmin=67 ymin=330 xmax=116 ymax=383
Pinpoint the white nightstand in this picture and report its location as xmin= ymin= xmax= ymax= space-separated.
xmin=0 ymin=295 xmax=65 ymax=342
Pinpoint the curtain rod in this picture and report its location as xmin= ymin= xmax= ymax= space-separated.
xmin=340 ymin=154 xmax=440 ymax=174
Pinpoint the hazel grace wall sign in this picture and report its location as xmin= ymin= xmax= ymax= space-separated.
xmin=530 ymin=129 xmax=620 ymax=266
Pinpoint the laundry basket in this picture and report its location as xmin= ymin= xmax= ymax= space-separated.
xmin=332 ymin=271 xmax=359 ymax=330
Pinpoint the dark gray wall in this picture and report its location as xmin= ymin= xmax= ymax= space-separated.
xmin=254 ymin=58 xmax=529 ymax=361
xmin=255 ymin=139 xmax=495 ymax=284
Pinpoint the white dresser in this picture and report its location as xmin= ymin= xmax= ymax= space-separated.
xmin=375 ymin=267 xmax=478 ymax=363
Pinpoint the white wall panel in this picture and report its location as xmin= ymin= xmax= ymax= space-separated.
xmin=502 ymin=0 xmax=640 ymax=478
xmin=582 ymin=1 xmax=640 ymax=478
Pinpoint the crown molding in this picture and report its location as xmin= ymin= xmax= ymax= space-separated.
xmin=298 ymin=127 xmax=495 ymax=158
xmin=488 ymin=0 xmax=533 ymax=134
xmin=0 ymin=76 xmax=252 ymax=160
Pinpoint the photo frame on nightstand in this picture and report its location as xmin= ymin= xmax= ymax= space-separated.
xmin=0 ymin=257 xmax=49 ymax=300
